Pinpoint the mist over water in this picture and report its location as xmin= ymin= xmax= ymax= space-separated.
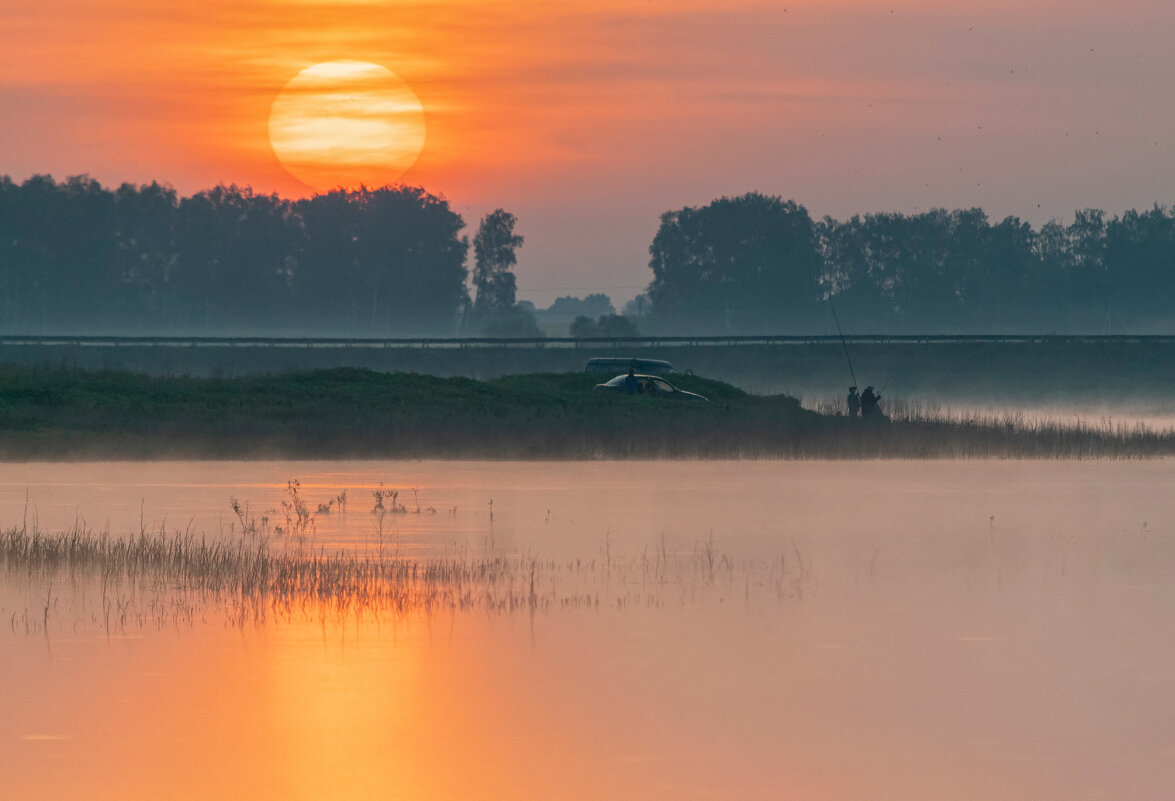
xmin=3 ymin=460 xmax=1175 ymax=800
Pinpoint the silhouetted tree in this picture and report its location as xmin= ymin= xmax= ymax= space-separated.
xmin=1102 ymin=205 xmax=1175 ymax=330
xmin=172 ymin=185 xmax=297 ymax=331
xmin=294 ymin=186 xmax=469 ymax=334
xmin=648 ymin=193 xmax=823 ymax=333
xmin=601 ymin=314 xmax=636 ymax=337
xmin=9 ymin=173 xmax=1175 ymax=336
xmin=481 ymin=304 xmax=543 ymax=337
xmin=472 ymin=209 xmax=523 ymax=316
xmin=570 ymin=313 xmax=639 ymax=338
xmin=0 ymin=175 xmax=123 ymax=331
xmin=817 ymin=215 xmax=894 ymax=331
xmin=621 ymin=293 xmax=649 ymax=321
xmin=1066 ymin=209 xmax=1109 ymax=329
xmin=112 ymin=182 xmax=179 ymax=325
xmin=546 ymin=293 xmax=614 ymax=318
xmin=815 ymin=208 xmax=1106 ymax=333
xmin=0 ymin=177 xmax=461 ymax=334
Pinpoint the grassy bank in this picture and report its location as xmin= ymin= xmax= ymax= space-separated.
xmin=0 ymin=365 xmax=1171 ymax=459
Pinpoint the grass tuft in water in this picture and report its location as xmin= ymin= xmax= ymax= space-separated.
xmin=1 ymin=521 xmax=812 ymax=635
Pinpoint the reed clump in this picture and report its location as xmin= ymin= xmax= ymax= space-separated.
xmin=1 ymin=523 xmax=811 ymax=635
xmin=806 ymin=395 xmax=1175 ymax=459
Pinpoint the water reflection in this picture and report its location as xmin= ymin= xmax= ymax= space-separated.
xmin=2 ymin=460 xmax=1175 ymax=800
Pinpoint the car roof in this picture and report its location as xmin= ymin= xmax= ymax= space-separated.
xmin=602 ymin=373 xmax=674 ymax=384
xmin=584 ymin=357 xmax=675 ymax=372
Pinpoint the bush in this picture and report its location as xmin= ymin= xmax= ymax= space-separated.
xmin=569 ymin=313 xmax=640 ymax=338
xmin=480 ymin=305 xmax=544 ymax=337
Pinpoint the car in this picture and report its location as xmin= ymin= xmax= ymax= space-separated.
xmin=584 ymin=357 xmax=675 ymax=374
xmin=595 ymin=373 xmax=708 ymax=402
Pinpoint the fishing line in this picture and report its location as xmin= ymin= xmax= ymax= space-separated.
xmin=828 ymin=297 xmax=857 ymax=388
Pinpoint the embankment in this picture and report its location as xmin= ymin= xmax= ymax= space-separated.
xmin=0 ymin=366 xmax=1170 ymax=460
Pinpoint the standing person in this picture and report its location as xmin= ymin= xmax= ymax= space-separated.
xmin=860 ymin=386 xmax=880 ymax=419
xmin=846 ymin=386 xmax=860 ymax=418
xmin=623 ymin=367 xmax=640 ymax=395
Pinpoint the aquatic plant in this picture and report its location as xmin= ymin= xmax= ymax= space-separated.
xmin=0 ymin=520 xmax=814 ymax=636
xmin=279 ymin=479 xmax=317 ymax=546
xmin=371 ymin=484 xmax=407 ymax=515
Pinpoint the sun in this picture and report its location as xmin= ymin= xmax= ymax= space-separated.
xmin=268 ymin=61 xmax=426 ymax=192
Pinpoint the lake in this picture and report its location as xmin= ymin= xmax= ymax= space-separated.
xmin=3 ymin=460 xmax=1174 ymax=800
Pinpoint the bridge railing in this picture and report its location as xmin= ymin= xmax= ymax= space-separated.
xmin=0 ymin=334 xmax=1172 ymax=348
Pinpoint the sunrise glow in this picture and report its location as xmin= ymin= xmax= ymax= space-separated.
xmin=4 ymin=0 xmax=1175 ymax=307
xmin=5 ymin=3 xmax=1175 ymax=800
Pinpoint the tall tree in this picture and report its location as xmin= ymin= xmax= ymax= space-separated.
xmin=112 ymin=181 xmax=179 ymax=326
xmin=172 ymin=185 xmax=298 ymax=331
xmin=296 ymin=186 xmax=469 ymax=334
xmin=1102 ymin=205 xmax=1175 ymax=329
xmin=472 ymin=209 xmax=523 ymax=316
xmin=1067 ymin=209 xmax=1109 ymax=330
xmin=647 ymin=193 xmax=823 ymax=333
xmin=818 ymin=214 xmax=895 ymax=331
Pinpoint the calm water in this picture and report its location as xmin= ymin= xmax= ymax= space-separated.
xmin=3 ymin=460 xmax=1175 ymax=800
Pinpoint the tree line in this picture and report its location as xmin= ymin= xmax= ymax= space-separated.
xmin=646 ymin=193 xmax=1175 ymax=334
xmin=0 ymin=175 xmax=521 ymax=335
xmin=2 ymin=175 xmax=1173 ymax=335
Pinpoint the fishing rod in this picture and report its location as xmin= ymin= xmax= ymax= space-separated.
xmin=828 ymin=297 xmax=858 ymax=388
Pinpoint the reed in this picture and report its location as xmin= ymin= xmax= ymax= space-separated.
xmin=1 ymin=522 xmax=812 ymax=635
xmin=805 ymin=395 xmax=1175 ymax=459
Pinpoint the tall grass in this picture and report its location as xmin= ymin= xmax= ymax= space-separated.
xmin=803 ymin=395 xmax=1175 ymax=459
xmin=811 ymin=394 xmax=1175 ymax=432
xmin=0 ymin=522 xmax=811 ymax=636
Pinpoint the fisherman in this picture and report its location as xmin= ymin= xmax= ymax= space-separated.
xmin=846 ymin=386 xmax=860 ymax=418
xmin=860 ymin=386 xmax=881 ymax=419
xmin=623 ymin=367 xmax=640 ymax=395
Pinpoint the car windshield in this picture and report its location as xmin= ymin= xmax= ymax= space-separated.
xmin=600 ymin=375 xmax=680 ymax=395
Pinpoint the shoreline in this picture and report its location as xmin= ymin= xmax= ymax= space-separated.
xmin=0 ymin=365 xmax=1172 ymax=461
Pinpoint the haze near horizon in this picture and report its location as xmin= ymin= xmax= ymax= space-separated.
xmin=3 ymin=0 xmax=1174 ymax=307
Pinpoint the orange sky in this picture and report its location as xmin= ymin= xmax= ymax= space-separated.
xmin=3 ymin=0 xmax=1175 ymax=305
